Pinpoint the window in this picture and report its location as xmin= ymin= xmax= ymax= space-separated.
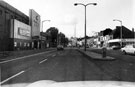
xmin=32 ymin=42 xmax=34 ymax=48
xmin=0 ymin=10 xmax=2 ymax=15
xmin=14 ymin=42 xmax=17 ymax=47
xmin=24 ymin=43 xmax=26 ymax=47
xmin=133 ymin=45 xmax=135 ymax=48
xmin=27 ymin=43 xmax=30 ymax=47
xmin=20 ymin=42 xmax=21 ymax=46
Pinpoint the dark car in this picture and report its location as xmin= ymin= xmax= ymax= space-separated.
xmin=57 ymin=45 xmax=64 ymax=51
xmin=111 ymin=45 xmax=121 ymax=50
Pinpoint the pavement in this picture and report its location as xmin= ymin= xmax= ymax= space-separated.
xmin=0 ymin=48 xmax=56 ymax=62
xmin=78 ymin=49 xmax=116 ymax=60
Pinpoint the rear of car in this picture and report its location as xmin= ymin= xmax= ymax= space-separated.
xmin=57 ymin=45 xmax=64 ymax=51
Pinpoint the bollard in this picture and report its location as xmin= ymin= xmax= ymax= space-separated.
xmin=102 ymin=47 xmax=106 ymax=58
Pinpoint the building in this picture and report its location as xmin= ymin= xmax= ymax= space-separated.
xmin=29 ymin=9 xmax=41 ymax=49
xmin=0 ymin=1 xmax=30 ymax=51
xmin=108 ymin=26 xmax=135 ymax=47
xmin=100 ymin=26 xmax=135 ymax=47
xmin=0 ymin=1 xmax=41 ymax=51
xmin=10 ymin=19 xmax=32 ymax=50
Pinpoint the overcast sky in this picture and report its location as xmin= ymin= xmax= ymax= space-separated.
xmin=4 ymin=0 xmax=134 ymax=38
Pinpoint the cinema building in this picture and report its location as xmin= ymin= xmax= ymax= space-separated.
xmin=0 ymin=1 xmax=41 ymax=51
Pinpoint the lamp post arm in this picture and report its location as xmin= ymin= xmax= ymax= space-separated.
xmin=75 ymin=3 xmax=85 ymax=6
xmin=42 ymin=20 xmax=51 ymax=32
xmin=113 ymin=19 xmax=123 ymax=46
xmin=86 ymin=3 xmax=97 ymax=6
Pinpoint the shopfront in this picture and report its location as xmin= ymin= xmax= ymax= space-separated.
xmin=10 ymin=19 xmax=32 ymax=50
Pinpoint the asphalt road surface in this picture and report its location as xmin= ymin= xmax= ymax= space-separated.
xmin=1 ymin=48 xmax=135 ymax=86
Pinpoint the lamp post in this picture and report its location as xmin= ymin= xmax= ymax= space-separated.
xmin=74 ymin=3 xmax=97 ymax=51
xmin=113 ymin=19 xmax=122 ymax=47
xmin=41 ymin=20 xmax=51 ymax=32
xmin=132 ymin=28 xmax=135 ymax=44
xmin=41 ymin=20 xmax=50 ymax=49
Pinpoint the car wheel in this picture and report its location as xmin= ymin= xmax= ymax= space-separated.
xmin=123 ymin=50 xmax=126 ymax=55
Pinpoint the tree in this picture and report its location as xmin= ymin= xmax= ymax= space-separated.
xmin=103 ymin=28 xmax=113 ymax=36
xmin=46 ymin=27 xmax=59 ymax=47
xmin=57 ymin=32 xmax=69 ymax=47
xmin=58 ymin=32 xmax=65 ymax=45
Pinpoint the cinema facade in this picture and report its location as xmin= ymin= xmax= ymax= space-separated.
xmin=0 ymin=1 xmax=42 ymax=51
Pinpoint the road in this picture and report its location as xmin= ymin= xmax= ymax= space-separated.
xmin=1 ymin=48 xmax=135 ymax=86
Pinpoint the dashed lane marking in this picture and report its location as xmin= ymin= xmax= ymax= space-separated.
xmin=0 ymin=71 xmax=25 ymax=85
xmin=52 ymin=54 xmax=56 ymax=57
xmin=39 ymin=59 xmax=47 ymax=64
xmin=0 ymin=50 xmax=55 ymax=64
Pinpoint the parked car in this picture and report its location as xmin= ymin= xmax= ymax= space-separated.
xmin=111 ymin=45 xmax=121 ymax=50
xmin=57 ymin=45 xmax=64 ymax=51
xmin=121 ymin=44 xmax=135 ymax=55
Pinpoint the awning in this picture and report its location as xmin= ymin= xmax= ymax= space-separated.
xmin=108 ymin=39 xmax=121 ymax=43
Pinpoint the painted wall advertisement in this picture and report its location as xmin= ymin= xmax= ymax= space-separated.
xmin=10 ymin=19 xmax=31 ymax=40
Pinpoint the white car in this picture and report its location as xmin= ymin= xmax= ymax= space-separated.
xmin=121 ymin=44 xmax=135 ymax=54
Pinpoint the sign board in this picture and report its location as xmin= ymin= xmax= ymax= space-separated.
xmin=29 ymin=9 xmax=41 ymax=37
xmin=10 ymin=19 xmax=31 ymax=40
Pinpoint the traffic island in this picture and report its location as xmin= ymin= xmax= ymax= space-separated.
xmin=77 ymin=49 xmax=116 ymax=61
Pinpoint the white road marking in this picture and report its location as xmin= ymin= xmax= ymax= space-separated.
xmin=129 ymin=63 xmax=133 ymax=66
xmin=39 ymin=59 xmax=47 ymax=64
xmin=0 ymin=50 xmax=55 ymax=64
xmin=52 ymin=54 xmax=56 ymax=57
xmin=0 ymin=71 xmax=25 ymax=85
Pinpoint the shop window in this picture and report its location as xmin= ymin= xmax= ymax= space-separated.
xmin=20 ymin=42 xmax=21 ymax=46
xmin=14 ymin=42 xmax=17 ymax=47
xmin=24 ymin=43 xmax=26 ymax=47
xmin=32 ymin=42 xmax=34 ymax=48
xmin=28 ymin=43 xmax=30 ymax=47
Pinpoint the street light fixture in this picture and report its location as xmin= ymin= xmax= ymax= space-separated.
xmin=41 ymin=20 xmax=51 ymax=49
xmin=74 ymin=3 xmax=97 ymax=51
xmin=42 ymin=20 xmax=51 ymax=32
xmin=113 ymin=19 xmax=122 ymax=47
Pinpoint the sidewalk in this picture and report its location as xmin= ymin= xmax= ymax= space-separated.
xmin=0 ymin=48 xmax=56 ymax=61
xmin=78 ymin=49 xmax=116 ymax=60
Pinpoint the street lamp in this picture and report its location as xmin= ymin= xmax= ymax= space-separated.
xmin=113 ymin=19 xmax=122 ymax=47
xmin=42 ymin=20 xmax=51 ymax=32
xmin=74 ymin=3 xmax=97 ymax=51
xmin=41 ymin=20 xmax=50 ymax=49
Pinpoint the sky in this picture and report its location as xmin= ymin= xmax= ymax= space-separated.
xmin=4 ymin=0 xmax=134 ymax=38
